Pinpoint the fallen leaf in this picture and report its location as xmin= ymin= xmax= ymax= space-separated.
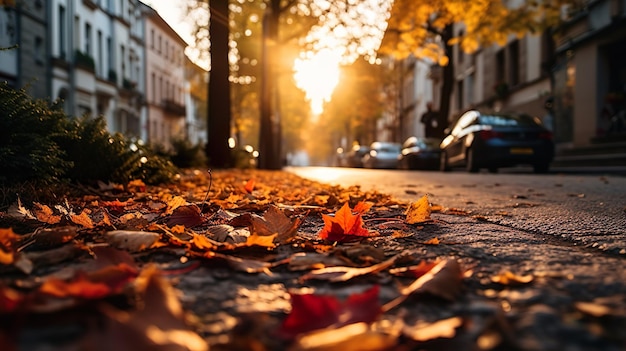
xmin=405 ymin=195 xmax=431 ymax=224
xmin=300 ymin=255 xmax=400 ymax=282
xmin=0 ymin=228 xmax=19 ymax=265
xmin=70 ymin=209 xmax=95 ymax=229
xmin=127 ymin=179 xmax=146 ymax=192
xmin=165 ymin=205 xmax=204 ymax=228
xmin=389 ymin=260 xmax=439 ymax=278
xmin=424 ymin=237 xmax=440 ymax=245
xmin=33 ymin=203 xmax=62 ymax=224
xmin=244 ymin=178 xmax=255 ymax=193
xmin=97 ymin=266 xmax=208 ymax=351
xmin=25 ymin=226 xmax=78 ymax=250
xmin=318 ymin=202 xmax=372 ymax=243
xmin=575 ymin=301 xmax=612 ymax=317
xmin=245 ymin=232 xmax=277 ymax=248
xmin=402 ymin=316 xmax=463 ymax=342
xmin=280 ymin=286 xmax=381 ymax=338
xmin=383 ymin=259 xmax=463 ymax=312
xmin=0 ymin=285 xmax=23 ymax=313
xmin=491 ymin=271 xmax=534 ymax=285
xmin=291 ymin=322 xmax=397 ymax=351
xmin=164 ymin=195 xmax=187 ymax=215
xmin=250 ymin=205 xmax=302 ymax=243
xmin=106 ymin=230 xmax=161 ymax=252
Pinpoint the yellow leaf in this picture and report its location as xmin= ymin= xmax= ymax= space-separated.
xmin=405 ymin=195 xmax=432 ymax=224
xmin=245 ymin=233 xmax=277 ymax=248
xmin=424 ymin=237 xmax=440 ymax=245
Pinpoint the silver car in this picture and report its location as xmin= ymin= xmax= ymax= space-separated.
xmin=362 ymin=142 xmax=402 ymax=169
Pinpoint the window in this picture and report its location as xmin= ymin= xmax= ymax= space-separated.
xmin=457 ymin=80 xmax=464 ymax=110
xmin=158 ymin=35 xmax=161 ymax=53
xmin=97 ymin=30 xmax=103 ymax=76
xmin=120 ymin=44 xmax=125 ymax=78
xmin=495 ymin=50 xmax=505 ymax=84
xmin=85 ymin=23 xmax=92 ymax=55
xmin=58 ymin=5 xmax=66 ymax=58
xmin=106 ymin=36 xmax=112 ymax=73
xmin=151 ymin=72 xmax=156 ymax=102
xmin=165 ymin=41 xmax=168 ymax=59
xmin=509 ymin=40 xmax=520 ymax=86
xmin=151 ymin=29 xmax=154 ymax=49
xmin=34 ymin=36 xmax=43 ymax=64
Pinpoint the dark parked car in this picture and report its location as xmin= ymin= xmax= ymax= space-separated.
xmin=344 ymin=144 xmax=370 ymax=168
xmin=362 ymin=141 xmax=401 ymax=169
xmin=439 ymin=110 xmax=554 ymax=173
xmin=398 ymin=136 xmax=442 ymax=170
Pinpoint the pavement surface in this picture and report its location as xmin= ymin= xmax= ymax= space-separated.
xmin=1 ymin=168 xmax=625 ymax=350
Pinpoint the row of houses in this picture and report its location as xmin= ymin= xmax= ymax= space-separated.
xmin=380 ymin=0 xmax=626 ymax=160
xmin=0 ymin=0 xmax=207 ymax=148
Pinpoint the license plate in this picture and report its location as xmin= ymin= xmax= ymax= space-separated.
xmin=510 ymin=148 xmax=533 ymax=155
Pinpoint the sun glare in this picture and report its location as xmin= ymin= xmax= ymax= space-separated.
xmin=293 ymin=49 xmax=342 ymax=116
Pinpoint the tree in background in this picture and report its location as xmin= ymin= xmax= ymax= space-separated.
xmin=379 ymin=0 xmax=586 ymax=131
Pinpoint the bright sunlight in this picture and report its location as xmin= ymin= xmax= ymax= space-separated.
xmin=293 ymin=49 xmax=342 ymax=116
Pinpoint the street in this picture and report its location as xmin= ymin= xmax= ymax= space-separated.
xmin=288 ymin=166 xmax=626 ymax=256
xmin=286 ymin=166 xmax=626 ymax=349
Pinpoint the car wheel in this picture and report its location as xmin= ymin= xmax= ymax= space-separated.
xmin=439 ymin=152 xmax=450 ymax=172
xmin=533 ymin=162 xmax=550 ymax=174
xmin=466 ymin=148 xmax=479 ymax=173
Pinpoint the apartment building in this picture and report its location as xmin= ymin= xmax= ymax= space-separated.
xmin=0 ymin=0 xmax=48 ymax=99
xmin=1 ymin=0 xmax=196 ymax=148
xmin=142 ymin=2 xmax=187 ymax=147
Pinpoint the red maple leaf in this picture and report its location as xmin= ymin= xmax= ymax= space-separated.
xmin=318 ymin=202 xmax=371 ymax=242
xmin=280 ymin=285 xmax=380 ymax=338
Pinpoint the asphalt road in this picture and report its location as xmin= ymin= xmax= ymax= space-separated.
xmin=287 ymin=166 xmax=626 ymax=256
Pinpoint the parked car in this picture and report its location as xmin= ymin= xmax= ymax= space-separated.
xmin=344 ymin=144 xmax=370 ymax=168
xmin=397 ymin=136 xmax=441 ymax=170
xmin=362 ymin=142 xmax=402 ymax=169
xmin=439 ymin=110 xmax=554 ymax=173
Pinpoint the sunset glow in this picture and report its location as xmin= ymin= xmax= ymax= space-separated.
xmin=293 ymin=49 xmax=342 ymax=116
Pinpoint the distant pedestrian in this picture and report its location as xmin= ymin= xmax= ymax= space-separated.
xmin=421 ymin=102 xmax=439 ymax=138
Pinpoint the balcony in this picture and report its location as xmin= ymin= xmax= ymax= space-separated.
xmin=82 ymin=0 xmax=97 ymax=10
xmin=162 ymin=99 xmax=186 ymax=116
xmin=74 ymin=50 xmax=95 ymax=72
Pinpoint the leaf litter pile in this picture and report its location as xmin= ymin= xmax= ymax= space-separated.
xmin=0 ymin=169 xmax=624 ymax=350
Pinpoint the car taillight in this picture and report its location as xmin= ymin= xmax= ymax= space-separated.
xmin=479 ymin=130 xmax=503 ymax=140
xmin=538 ymin=131 xmax=553 ymax=140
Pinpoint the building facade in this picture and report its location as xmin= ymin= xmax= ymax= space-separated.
xmin=1 ymin=0 xmax=199 ymax=149
xmin=552 ymin=0 xmax=626 ymax=147
xmin=142 ymin=2 xmax=187 ymax=148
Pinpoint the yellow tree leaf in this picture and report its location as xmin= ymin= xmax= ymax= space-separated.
xmin=405 ymin=195 xmax=432 ymax=224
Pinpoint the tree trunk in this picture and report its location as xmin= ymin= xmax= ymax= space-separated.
xmin=258 ymin=0 xmax=282 ymax=169
xmin=437 ymin=24 xmax=454 ymax=138
xmin=206 ymin=0 xmax=232 ymax=168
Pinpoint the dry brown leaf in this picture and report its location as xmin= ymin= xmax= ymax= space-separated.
xmin=98 ymin=266 xmax=208 ymax=351
xmin=405 ymin=195 xmax=432 ymax=224
xmin=384 ymin=259 xmax=463 ymax=312
xmin=250 ymin=205 xmax=302 ymax=243
xmin=300 ymin=254 xmax=400 ymax=282
xmin=106 ymin=230 xmax=161 ymax=252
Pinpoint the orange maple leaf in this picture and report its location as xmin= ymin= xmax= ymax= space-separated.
xmin=0 ymin=228 xmax=19 ymax=265
xmin=244 ymin=179 xmax=255 ymax=194
xmin=318 ymin=202 xmax=371 ymax=243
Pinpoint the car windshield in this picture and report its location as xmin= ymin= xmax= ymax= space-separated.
xmin=478 ymin=113 xmax=540 ymax=127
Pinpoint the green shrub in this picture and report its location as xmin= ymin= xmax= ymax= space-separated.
xmin=168 ymin=137 xmax=207 ymax=169
xmin=0 ymin=82 xmax=71 ymax=185
xmin=0 ymin=82 xmax=178 ymax=188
